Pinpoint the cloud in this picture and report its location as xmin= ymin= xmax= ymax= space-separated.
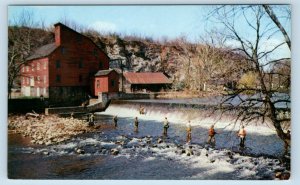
xmin=88 ymin=21 xmax=117 ymax=33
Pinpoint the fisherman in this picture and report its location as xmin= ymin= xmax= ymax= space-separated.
xmin=139 ymin=106 xmax=145 ymax=115
xmin=113 ymin=115 xmax=118 ymax=128
xmin=186 ymin=121 xmax=192 ymax=143
xmin=88 ymin=113 xmax=95 ymax=127
xmin=134 ymin=117 xmax=139 ymax=132
xmin=163 ymin=117 xmax=169 ymax=136
xmin=70 ymin=112 xmax=74 ymax=119
xmin=237 ymin=125 xmax=247 ymax=147
xmin=141 ymin=107 xmax=145 ymax=115
xmin=207 ymin=125 xmax=217 ymax=144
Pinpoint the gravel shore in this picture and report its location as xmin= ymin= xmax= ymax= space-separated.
xmin=8 ymin=114 xmax=100 ymax=145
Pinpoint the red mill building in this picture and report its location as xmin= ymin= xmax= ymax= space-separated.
xmin=21 ymin=23 xmax=119 ymax=105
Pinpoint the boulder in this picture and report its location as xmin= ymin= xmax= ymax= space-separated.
xmin=157 ymin=138 xmax=163 ymax=144
xmin=76 ymin=149 xmax=85 ymax=154
xmin=111 ymin=148 xmax=119 ymax=155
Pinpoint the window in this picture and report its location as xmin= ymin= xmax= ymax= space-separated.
xmin=37 ymin=62 xmax=40 ymax=70
xmin=26 ymin=66 xmax=29 ymax=72
xmin=43 ymin=62 xmax=47 ymax=70
xmin=93 ymin=48 xmax=97 ymax=56
xmin=37 ymin=76 xmax=40 ymax=83
xmin=22 ymin=77 xmax=25 ymax=84
xmin=22 ymin=66 xmax=25 ymax=72
xmin=79 ymin=75 xmax=83 ymax=82
xmin=56 ymin=60 xmax=61 ymax=68
xmin=56 ymin=75 xmax=61 ymax=83
xmin=111 ymin=80 xmax=115 ymax=87
xmin=99 ymin=61 xmax=103 ymax=69
xmin=96 ymin=80 xmax=100 ymax=88
xmin=61 ymin=47 xmax=65 ymax=54
xmin=31 ymin=64 xmax=34 ymax=71
xmin=79 ymin=60 xmax=83 ymax=68
xmin=76 ymin=35 xmax=82 ymax=43
xmin=44 ymin=75 xmax=47 ymax=84
xmin=26 ymin=77 xmax=29 ymax=84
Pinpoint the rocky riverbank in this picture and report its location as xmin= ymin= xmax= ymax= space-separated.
xmin=8 ymin=114 xmax=102 ymax=145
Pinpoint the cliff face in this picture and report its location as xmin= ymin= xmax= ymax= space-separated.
xmin=87 ymin=33 xmax=175 ymax=74
xmin=86 ymin=32 xmax=249 ymax=91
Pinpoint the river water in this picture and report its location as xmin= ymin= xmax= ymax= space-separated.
xmin=8 ymin=99 xmax=287 ymax=179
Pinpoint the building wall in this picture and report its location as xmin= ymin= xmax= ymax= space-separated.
xmin=49 ymin=24 xmax=110 ymax=88
xmin=94 ymin=76 xmax=108 ymax=95
xmin=49 ymin=86 xmax=89 ymax=106
xmin=21 ymin=23 xmax=111 ymax=105
xmin=93 ymin=71 xmax=119 ymax=96
xmin=108 ymin=71 xmax=119 ymax=93
xmin=21 ymin=57 xmax=49 ymax=97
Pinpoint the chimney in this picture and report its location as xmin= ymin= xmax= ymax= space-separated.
xmin=54 ymin=23 xmax=62 ymax=46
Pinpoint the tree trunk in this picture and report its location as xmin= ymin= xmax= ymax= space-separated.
xmin=263 ymin=5 xmax=291 ymax=50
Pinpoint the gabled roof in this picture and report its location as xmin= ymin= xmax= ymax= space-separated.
xmin=123 ymin=72 xmax=172 ymax=84
xmin=95 ymin=69 xmax=117 ymax=76
xmin=26 ymin=43 xmax=58 ymax=61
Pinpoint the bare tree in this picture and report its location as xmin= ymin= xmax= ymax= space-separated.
xmin=209 ymin=5 xmax=291 ymax=154
xmin=8 ymin=10 xmax=53 ymax=98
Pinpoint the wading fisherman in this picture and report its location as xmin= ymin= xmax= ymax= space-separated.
xmin=186 ymin=121 xmax=192 ymax=143
xmin=163 ymin=117 xmax=169 ymax=136
xmin=134 ymin=117 xmax=139 ymax=132
xmin=88 ymin=113 xmax=95 ymax=127
xmin=139 ymin=106 xmax=145 ymax=115
xmin=237 ymin=125 xmax=247 ymax=147
xmin=207 ymin=125 xmax=217 ymax=144
xmin=113 ymin=115 xmax=118 ymax=128
xmin=70 ymin=112 xmax=74 ymax=119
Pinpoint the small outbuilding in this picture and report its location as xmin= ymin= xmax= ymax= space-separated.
xmin=123 ymin=72 xmax=172 ymax=92
xmin=92 ymin=69 xmax=119 ymax=96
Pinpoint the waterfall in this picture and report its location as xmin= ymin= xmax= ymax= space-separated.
xmin=97 ymin=100 xmax=275 ymax=133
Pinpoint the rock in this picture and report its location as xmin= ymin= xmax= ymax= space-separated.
xmin=210 ymin=159 xmax=216 ymax=163
xmin=38 ymin=141 xmax=44 ymax=145
xmin=274 ymin=167 xmax=285 ymax=173
xmin=275 ymin=172 xmax=282 ymax=178
xmin=111 ymin=148 xmax=119 ymax=155
xmin=181 ymin=149 xmax=186 ymax=154
xmin=157 ymin=138 xmax=163 ymax=143
xmin=43 ymin=151 xmax=49 ymax=155
xmin=186 ymin=149 xmax=193 ymax=156
xmin=45 ymin=141 xmax=52 ymax=146
xmin=76 ymin=149 xmax=85 ymax=154
xmin=280 ymin=172 xmax=290 ymax=180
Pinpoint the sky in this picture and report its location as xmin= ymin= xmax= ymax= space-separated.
xmin=8 ymin=5 xmax=209 ymax=42
xmin=8 ymin=5 xmax=291 ymax=60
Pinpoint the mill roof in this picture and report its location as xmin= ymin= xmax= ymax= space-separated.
xmin=123 ymin=72 xmax=172 ymax=84
xmin=26 ymin=43 xmax=58 ymax=61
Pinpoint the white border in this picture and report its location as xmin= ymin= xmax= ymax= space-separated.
xmin=1 ymin=0 xmax=299 ymax=185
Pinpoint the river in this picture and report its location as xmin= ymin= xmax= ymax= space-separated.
xmin=8 ymin=99 xmax=288 ymax=179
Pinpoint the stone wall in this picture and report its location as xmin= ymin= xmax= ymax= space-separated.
xmin=45 ymin=100 xmax=105 ymax=115
xmin=8 ymin=98 xmax=48 ymax=113
xmin=49 ymin=86 xmax=89 ymax=106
